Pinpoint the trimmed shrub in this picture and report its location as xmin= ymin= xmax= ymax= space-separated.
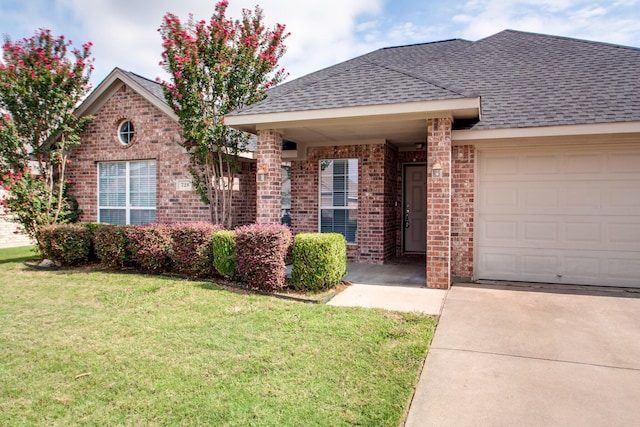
xmin=126 ymin=224 xmax=173 ymax=273
xmin=94 ymin=225 xmax=131 ymax=269
xmin=38 ymin=224 xmax=92 ymax=266
xmin=80 ymin=222 xmax=104 ymax=262
xmin=168 ymin=222 xmax=222 ymax=277
xmin=211 ymin=230 xmax=236 ymax=279
xmin=290 ymin=233 xmax=347 ymax=292
xmin=235 ymin=223 xmax=292 ymax=291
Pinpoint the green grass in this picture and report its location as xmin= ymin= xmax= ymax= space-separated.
xmin=0 ymin=260 xmax=436 ymax=426
xmin=0 ymin=245 xmax=38 ymax=264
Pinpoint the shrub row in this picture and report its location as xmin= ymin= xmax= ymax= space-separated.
xmin=37 ymin=223 xmax=347 ymax=293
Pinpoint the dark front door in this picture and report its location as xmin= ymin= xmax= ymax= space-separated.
xmin=403 ymin=164 xmax=426 ymax=253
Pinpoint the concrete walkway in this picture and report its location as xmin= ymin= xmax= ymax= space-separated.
xmin=405 ymin=283 xmax=640 ymax=426
xmin=327 ymin=261 xmax=447 ymax=315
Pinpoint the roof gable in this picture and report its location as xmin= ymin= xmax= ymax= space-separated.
xmin=75 ymin=68 xmax=177 ymax=121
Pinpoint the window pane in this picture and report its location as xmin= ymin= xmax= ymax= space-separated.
xmin=99 ymin=209 xmax=126 ymax=225
xmin=319 ymin=159 xmax=358 ymax=242
xmin=320 ymin=209 xmax=357 ymax=243
xmin=130 ymin=209 xmax=155 ymax=225
xmin=98 ymin=161 xmax=156 ymax=225
xmin=130 ymin=161 xmax=156 ymax=208
xmin=281 ymin=163 xmax=291 ymax=226
xmin=98 ymin=163 xmax=126 ymax=207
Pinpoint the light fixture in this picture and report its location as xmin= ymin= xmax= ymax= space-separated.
xmin=432 ymin=162 xmax=442 ymax=178
xmin=415 ymin=142 xmax=424 ymax=150
xmin=256 ymin=165 xmax=267 ymax=182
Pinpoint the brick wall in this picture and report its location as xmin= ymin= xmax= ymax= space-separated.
xmin=289 ymin=143 xmax=393 ymax=263
xmin=451 ymin=145 xmax=474 ymax=280
xmin=426 ymin=117 xmax=452 ymax=288
xmin=256 ymin=130 xmax=282 ymax=224
xmin=67 ymin=84 xmax=254 ymax=227
xmin=383 ymin=143 xmax=399 ymax=260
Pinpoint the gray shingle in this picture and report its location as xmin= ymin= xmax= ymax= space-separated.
xmin=230 ymin=30 xmax=640 ymax=129
xmin=124 ymin=70 xmax=168 ymax=105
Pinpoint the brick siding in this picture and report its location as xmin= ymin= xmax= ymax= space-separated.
xmin=256 ymin=130 xmax=282 ymax=224
xmin=451 ymin=145 xmax=474 ymax=280
xmin=289 ymin=143 xmax=395 ymax=263
xmin=426 ymin=117 xmax=453 ymax=288
xmin=67 ymin=84 xmax=254 ymax=227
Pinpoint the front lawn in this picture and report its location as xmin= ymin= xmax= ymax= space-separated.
xmin=0 ymin=252 xmax=436 ymax=426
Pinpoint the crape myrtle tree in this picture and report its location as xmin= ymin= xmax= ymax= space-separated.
xmin=0 ymin=29 xmax=94 ymax=249
xmin=159 ymin=0 xmax=288 ymax=228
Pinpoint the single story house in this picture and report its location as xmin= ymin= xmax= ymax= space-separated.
xmin=225 ymin=29 xmax=640 ymax=289
xmin=67 ymin=29 xmax=640 ymax=289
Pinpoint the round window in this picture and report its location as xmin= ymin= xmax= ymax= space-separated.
xmin=118 ymin=120 xmax=134 ymax=145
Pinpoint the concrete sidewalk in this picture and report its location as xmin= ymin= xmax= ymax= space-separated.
xmin=327 ymin=261 xmax=447 ymax=315
xmin=405 ymin=283 xmax=640 ymax=426
xmin=328 ymin=283 xmax=446 ymax=315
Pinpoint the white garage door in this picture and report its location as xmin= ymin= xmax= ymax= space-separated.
xmin=478 ymin=146 xmax=640 ymax=288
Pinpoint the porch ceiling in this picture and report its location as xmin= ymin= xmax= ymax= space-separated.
xmin=278 ymin=117 xmax=428 ymax=145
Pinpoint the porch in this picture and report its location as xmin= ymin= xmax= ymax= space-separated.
xmin=328 ymin=257 xmax=447 ymax=315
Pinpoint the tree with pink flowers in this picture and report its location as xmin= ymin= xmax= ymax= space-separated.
xmin=0 ymin=29 xmax=94 ymax=249
xmin=159 ymin=1 xmax=288 ymax=228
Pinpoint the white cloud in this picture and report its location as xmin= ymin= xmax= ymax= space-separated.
xmin=50 ymin=0 xmax=383 ymax=85
xmin=2 ymin=0 xmax=638 ymax=88
xmin=451 ymin=0 xmax=640 ymax=46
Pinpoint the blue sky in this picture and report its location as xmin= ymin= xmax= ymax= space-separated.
xmin=1 ymin=0 xmax=639 ymax=88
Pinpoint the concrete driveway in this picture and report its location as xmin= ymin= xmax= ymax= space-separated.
xmin=405 ymin=282 xmax=640 ymax=426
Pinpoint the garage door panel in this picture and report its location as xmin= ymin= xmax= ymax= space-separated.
xmin=564 ymin=256 xmax=602 ymax=280
xmin=522 ymin=254 xmax=558 ymax=277
xmin=523 ymin=222 xmax=558 ymax=242
xmin=608 ymin=258 xmax=640 ymax=284
xmin=522 ymin=154 xmax=560 ymax=175
xmin=609 ymin=222 xmax=640 ymax=247
xmin=566 ymin=153 xmax=602 ymax=174
xmin=524 ymin=187 xmax=559 ymax=209
xmin=607 ymin=151 xmax=640 ymax=173
xmin=565 ymin=222 xmax=601 ymax=244
xmin=483 ymin=155 xmax=519 ymax=176
xmin=478 ymin=147 xmax=640 ymax=288
xmin=483 ymin=220 xmax=518 ymax=242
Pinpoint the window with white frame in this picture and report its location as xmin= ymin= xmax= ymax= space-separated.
xmin=319 ymin=159 xmax=358 ymax=242
xmin=98 ymin=160 xmax=156 ymax=225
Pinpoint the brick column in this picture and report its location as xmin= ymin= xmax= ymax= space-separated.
xmin=256 ymin=129 xmax=282 ymax=224
xmin=426 ymin=117 xmax=452 ymax=289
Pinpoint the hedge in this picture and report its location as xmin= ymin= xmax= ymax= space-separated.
xmin=94 ymin=225 xmax=131 ymax=269
xmin=37 ymin=223 xmax=92 ymax=266
xmin=126 ymin=224 xmax=174 ymax=273
xmin=211 ymin=230 xmax=236 ymax=279
xmin=290 ymin=233 xmax=347 ymax=292
xmin=235 ymin=223 xmax=292 ymax=291
xmin=169 ymin=222 xmax=222 ymax=277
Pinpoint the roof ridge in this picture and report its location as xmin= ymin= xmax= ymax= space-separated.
xmin=495 ymin=29 xmax=640 ymax=52
xmin=235 ymin=53 xmax=376 ymax=113
xmin=124 ymin=70 xmax=164 ymax=87
xmin=360 ymin=57 xmax=476 ymax=98
xmin=381 ymin=38 xmax=469 ymax=50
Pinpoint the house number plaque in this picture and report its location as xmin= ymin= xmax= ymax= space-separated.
xmin=175 ymin=179 xmax=193 ymax=192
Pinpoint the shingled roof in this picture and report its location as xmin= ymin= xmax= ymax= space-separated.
xmin=229 ymin=30 xmax=640 ymax=130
